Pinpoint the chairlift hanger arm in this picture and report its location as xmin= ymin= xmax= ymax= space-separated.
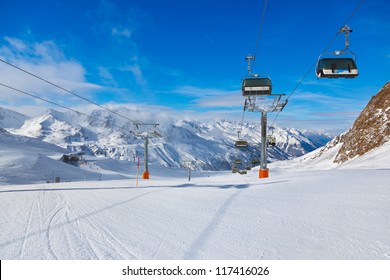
xmin=337 ymin=25 xmax=353 ymax=53
xmin=245 ymin=54 xmax=256 ymax=76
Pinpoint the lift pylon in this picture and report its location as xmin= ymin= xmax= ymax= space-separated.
xmin=242 ymin=57 xmax=288 ymax=178
xmin=133 ymin=123 xmax=161 ymax=180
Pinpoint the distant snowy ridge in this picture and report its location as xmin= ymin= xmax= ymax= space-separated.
xmin=2 ymin=106 xmax=331 ymax=171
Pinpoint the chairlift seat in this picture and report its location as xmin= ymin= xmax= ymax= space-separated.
xmin=316 ymin=58 xmax=358 ymax=78
xmin=234 ymin=159 xmax=242 ymax=164
xmin=267 ymin=135 xmax=276 ymax=147
xmin=242 ymin=77 xmax=272 ymax=96
xmin=235 ymin=140 xmax=248 ymax=148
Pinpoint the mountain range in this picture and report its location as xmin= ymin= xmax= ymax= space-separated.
xmin=1 ymin=81 xmax=389 ymax=184
xmin=1 ymin=105 xmax=331 ymax=171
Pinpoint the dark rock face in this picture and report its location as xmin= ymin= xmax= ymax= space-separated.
xmin=334 ymin=82 xmax=390 ymax=163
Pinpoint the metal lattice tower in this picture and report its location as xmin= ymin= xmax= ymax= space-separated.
xmin=133 ymin=123 xmax=161 ymax=179
xmin=242 ymin=55 xmax=288 ymax=178
xmin=244 ymin=94 xmax=287 ymax=178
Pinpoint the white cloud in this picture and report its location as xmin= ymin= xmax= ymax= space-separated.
xmin=291 ymin=90 xmax=350 ymax=106
xmin=174 ymin=86 xmax=237 ymax=97
xmin=0 ymin=37 xmax=102 ymax=106
xmin=195 ymin=92 xmax=243 ymax=108
xmin=98 ymin=66 xmax=117 ymax=86
xmin=155 ymin=85 xmax=243 ymax=108
xmin=112 ymin=26 xmax=132 ymax=38
xmin=122 ymin=64 xmax=147 ymax=87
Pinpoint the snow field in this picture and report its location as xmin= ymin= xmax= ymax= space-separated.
xmin=1 ymin=167 xmax=389 ymax=260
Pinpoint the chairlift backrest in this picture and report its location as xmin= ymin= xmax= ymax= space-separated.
xmin=242 ymin=77 xmax=272 ymax=96
xmin=316 ymin=51 xmax=358 ymax=78
xmin=235 ymin=140 xmax=248 ymax=148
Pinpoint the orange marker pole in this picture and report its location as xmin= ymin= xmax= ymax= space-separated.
xmin=136 ymin=156 xmax=140 ymax=187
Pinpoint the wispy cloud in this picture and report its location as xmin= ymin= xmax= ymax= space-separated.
xmin=174 ymin=86 xmax=239 ymax=98
xmin=98 ymin=66 xmax=118 ymax=86
xmin=112 ymin=26 xmax=132 ymax=38
xmin=291 ymin=90 xmax=350 ymax=105
xmin=121 ymin=64 xmax=148 ymax=87
xmin=93 ymin=0 xmax=139 ymax=41
xmin=165 ymin=85 xmax=243 ymax=108
xmin=195 ymin=92 xmax=243 ymax=108
xmin=0 ymin=37 xmax=102 ymax=106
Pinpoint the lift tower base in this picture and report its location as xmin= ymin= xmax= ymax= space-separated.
xmin=142 ymin=171 xmax=150 ymax=180
xmin=259 ymin=168 xmax=269 ymax=178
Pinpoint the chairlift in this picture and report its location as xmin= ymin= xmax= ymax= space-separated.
xmin=234 ymin=159 xmax=242 ymax=165
xmin=242 ymin=76 xmax=272 ymax=96
xmin=316 ymin=54 xmax=358 ymax=78
xmin=316 ymin=25 xmax=358 ymax=79
xmin=251 ymin=158 xmax=260 ymax=165
xmin=241 ymin=55 xmax=272 ymax=96
xmin=235 ymin=139 xmax=248 ymax=148
xmin=267 ymin=135 xmax=276 ymax=147
xmin=234 ymin=131 xmax=248 ymax=148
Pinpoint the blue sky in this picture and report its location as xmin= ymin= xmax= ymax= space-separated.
xmin=0 ymin=0 xmax=389 ymax=133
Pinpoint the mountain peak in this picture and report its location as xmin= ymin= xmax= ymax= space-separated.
xmin=334 ymin=82 xmax=390 ymax=163
xmin=0 ymin=107 xmax=28 ymax=129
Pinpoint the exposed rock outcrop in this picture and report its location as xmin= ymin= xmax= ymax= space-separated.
xmin=334 ymin=82 xmax=390 ymax=163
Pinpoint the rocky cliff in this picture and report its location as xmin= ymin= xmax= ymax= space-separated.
xmin=334 ymin=82 xmax=390 ymax=163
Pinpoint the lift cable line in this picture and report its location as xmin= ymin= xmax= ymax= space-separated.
xmin=251 ymin=0 xmax=268 ymax=73
xmin=0 ymin=81 xmax=162 ymax=180
xmin=315 ymin=25 xmax=358 ymax=79
xmin=268 ymin=0 xmax=365 ymax=129
xmin=0 ymin=57 xmax=155 ymax=132
xmin=0 ymin=82 xmax=130 ymax=133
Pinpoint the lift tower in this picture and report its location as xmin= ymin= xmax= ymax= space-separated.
xmin=241 ymin=55 xmax=288 ymax=178
xmin=133 ymin=123 xmax=161 ymax=179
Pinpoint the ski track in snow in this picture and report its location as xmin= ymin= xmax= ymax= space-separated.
xmin=1 ymin=168 xmax=390 ymax=260
xmin=19 ymin=188 xmax=39 ymax=259
xmin=183 ymin=187 xmax=244 ymax=259
xmin=65 ymin=195 xmax=138 ymax=259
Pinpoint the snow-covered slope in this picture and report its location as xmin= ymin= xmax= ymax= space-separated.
xmin=0 ymin=128 xmax=107 ymax=185
xmin=0 ymin=104 xmax=389 ymax=259
xmin=0 ymin=106 xmax=28 ymax=128
xmin=271 ymin=139 xmax=390 ymax=171
xmin=0 ymin=166 xmax=389 ymax=260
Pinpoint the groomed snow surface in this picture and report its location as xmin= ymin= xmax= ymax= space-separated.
xmin=1 ymin=150 xmax=389 ymax=259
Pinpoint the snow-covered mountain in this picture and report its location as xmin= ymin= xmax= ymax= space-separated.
xmin=3 ymin=106 xmax=331 ymax=171
xmin=0 ymin=106 xmax=28 ymax=129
